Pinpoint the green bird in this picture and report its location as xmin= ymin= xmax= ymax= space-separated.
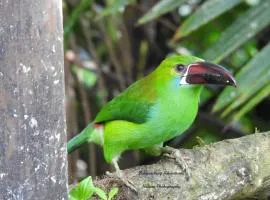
xmin=68 ymin=55 xmax=236 ymax=190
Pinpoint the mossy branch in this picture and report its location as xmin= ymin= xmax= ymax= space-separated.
xmin=95 ymin=132 xmax=270 ymax=200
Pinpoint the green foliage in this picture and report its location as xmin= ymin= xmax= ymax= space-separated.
xmin=93 ymin=187 xmax=107 ymax=200
xmin=69 ymin=176 xmax=119 ymax=200
xmin=98 ymin=0 xmax=136 ymax=18
xmin=69 ymin=176 xmax=94 ymax=200
xmin=182 ymin=128 xmax=222 ymax=148
xmin=108 ymin=188 xmax=119 ymax=200
xmin=174 ymin=0 xmax=243 ymax=39
xmin=202 ymin=1 xmax=270 ymax=62
xmin=72 ymin=66 xmax=97 ymax=88
xmin=232 ymin=84 xmax=270 ymax=122
xmin=213 ymin=42 xmax=270 ymax=119
xmin=64 ymin=0 xmax=93 ymax=36
xmin=138 ymin=0 xmax=186 ymax=25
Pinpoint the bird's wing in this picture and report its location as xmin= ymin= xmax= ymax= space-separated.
xmin=95 ymin=75 xmax=156 ymax=124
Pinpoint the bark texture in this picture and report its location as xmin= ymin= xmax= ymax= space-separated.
xmin=0 ymin=0 xmax=67 ymax=199
xmin=96 ymin=132 xmax=270 ymax=200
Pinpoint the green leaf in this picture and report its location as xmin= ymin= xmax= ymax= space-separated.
xmin=233 ymin=83 xmax=270 ymax=121
xmin=182 ymin=128 xmax=221 ymax=148
xmin=200 ymin=87 xmax=214 ymax=105
xmin=108 ymin=187 xmax=119 ymax=200
xmin=213 ymin=42 xmax=270 ymax=115
xmin=202 ymin=0 xmax=270 ymax=62
xmin=137 ymin=0 xmax=186 ymax=25
xmin=174 ymin=0 xmax=243 ymax=38
xmin=64 ymin=0 xmax=93 ymax=36
xmin=69 ymin=176 xmax=95 ymax=200
xmin=72 ymin=66 xmax=97 ymax=88
xmin=98 ymin=0 xmax=136 ymax=18
xmin=94 ymin=187 xmax=108 ymax=200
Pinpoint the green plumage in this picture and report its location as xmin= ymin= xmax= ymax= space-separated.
xmin=68 ymin=55 xmax=210 ymax=162
xmin=95 ymin=74 xmax=156 ymax=124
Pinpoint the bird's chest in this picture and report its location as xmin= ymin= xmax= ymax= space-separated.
xmin=148 ymin=89 xmax=199 ymax=141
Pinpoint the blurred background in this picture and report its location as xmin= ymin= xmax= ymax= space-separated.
xmin=64 ymin=0 xmax=270 ymax=183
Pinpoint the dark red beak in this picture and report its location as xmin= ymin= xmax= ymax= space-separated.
xmin=181 ymin=62 xmax=236 ymax=87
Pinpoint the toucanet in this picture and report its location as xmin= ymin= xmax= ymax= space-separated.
xmin=68 ymin=55 xmax=236 ymax=190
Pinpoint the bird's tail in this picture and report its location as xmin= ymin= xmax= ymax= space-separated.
xmin=67 ymin=122 xmax=95 ymax=153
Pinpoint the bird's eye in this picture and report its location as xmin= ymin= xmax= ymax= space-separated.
xmin=175 ymin=64 xmax=185 ymax=72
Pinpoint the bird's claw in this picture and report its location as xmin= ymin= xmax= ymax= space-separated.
xmin=162 ymin=146 xmax=191 ymax=180
xmin=106 ymin=170 xmax=137 ymax=193
xmin=105 ymin=171 xmax=114 ymax=177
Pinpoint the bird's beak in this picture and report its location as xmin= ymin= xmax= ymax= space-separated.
xmin=180 ymin=62 xmax=236 ymax=87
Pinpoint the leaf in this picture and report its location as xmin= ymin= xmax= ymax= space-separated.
xmin=98 ymin=0 xmax=136 ymax=18
xmin=233 ymin=83 xmax=270 ymax=121
xmin=202 ymin=0 xmax=270 ymax=62
xmin=64 ymin=0 xmax=93 ymax=36
xmin=137 ymin=0 xmax=186 ymax=25
xmin=174 ymin=0 xmax=243 ymax=39
xmin=69 ymin=176 xmax=95 ymax=200
xmin=94 ymin=187 xmax=108 ymax=200
xmin=72 ymin=66 xmax=97 ymax=88
xmin=212 ymin=42 xmax=270 ymax=115
xmin=182 ymin=128 xmax=221 ymax=148
xmin=108 ymin=187 xmax=119 ymax=200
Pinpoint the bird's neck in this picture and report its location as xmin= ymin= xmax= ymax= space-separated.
xmin=156 ymin=76 xmax=203 ymax=102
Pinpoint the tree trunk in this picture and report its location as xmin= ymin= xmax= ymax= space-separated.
xmin=0 ymin=0 xmax=67 ymax=199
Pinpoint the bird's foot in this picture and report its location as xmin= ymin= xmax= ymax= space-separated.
xmin=162 ymin=146 xmax=191 ymax=180
xmin=106 ymin=170 xmax=137 ymax=193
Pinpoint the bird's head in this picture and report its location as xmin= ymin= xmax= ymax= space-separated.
xmin=155 ymin=55 xmax=236 ymax=88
